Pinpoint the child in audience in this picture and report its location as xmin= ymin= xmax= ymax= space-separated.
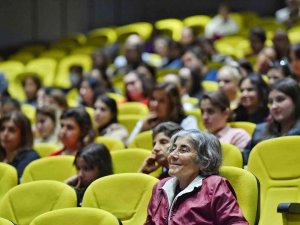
xmin=66 ymin=143 xmax=113 ymax=206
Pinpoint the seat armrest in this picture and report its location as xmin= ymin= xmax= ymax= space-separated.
xmin=278 ymin=203 xmax=300 ymax=213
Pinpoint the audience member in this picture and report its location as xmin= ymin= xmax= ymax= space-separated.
xmin=0 ymin=111 xmax=39 ymax=180
xmin=275 ymin=0 xmax=300 ymax=28
xmin=79 ymin=76 xmax=104 ymax=107
xmin=94 ymin=95 xmax=128 ymax=143
xmin=139 ymin=122 xmax=182 ymax=179
xmin=66 ymin=143 xmax=113 ymax=206
xmin=144 ymin=129 xmax=248 ymax=225
xmin=21 ymin=73 xmax=42 ymax=107
xmin=289 ymin=43 xmax=300 ymax=81
xmin=200 ymin=91 xmax=250 ymax=150
xmin=49 ymin=107 xmax=94 ymax=156
xmin=234 ymin=74 xmax=269 ymax=124
xmin=127 ymin=83 xmax=198 ymax=145
xmin=205 ymin=4 xmax=239 ymax=39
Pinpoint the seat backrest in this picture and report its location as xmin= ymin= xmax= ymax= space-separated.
xmin=229 ymin=121 xmax=256 ymax=136
xmin=118 ymin=114 xmax=145 ymax=134
xmin=21 ymin=156 xmax=76 ymax=183
xmin=220 ymin=166 xmax=259 ymax=225
xmin=0 ymin=180 xmax=77 ymax=225
xmin=0 ymin=163 xmax=18 ymax=202
xmin=221 ymin=143 xmax=243 ymax=168
xmin=94 ymin=136 xmax=125 ymax=152
xmin=128 ymin=130 xmax=152 ymax=150
xmin=247 ymin=136 xmax=300 ymax=225
xmin=33 ymin=143 xmax=60 ymax=157
xmin=0 ymin=217 xmax=14 ymax=225
xmin=82 ymin=173 xmax=158 ymax=225
xmin=111 ymin=148 xmax=152 ymax=174
xmin=29 ymin=207 xmax=120 ymax=225
xmin=118 ymin=102 xmax=149 ymax=116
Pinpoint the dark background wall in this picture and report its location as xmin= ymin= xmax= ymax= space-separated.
xmin=0 ymin=0 xmax=285 ymax=51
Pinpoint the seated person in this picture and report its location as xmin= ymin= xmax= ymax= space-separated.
xmin=139 ymin=122 xmax=182 ymax=179
xmin=144 ymin=129 xmax=248 ymax=224
xmin=66 ymin=143 xmax=113 ymax=206
xmin=200 ymin=91 xmax=251 ymax=150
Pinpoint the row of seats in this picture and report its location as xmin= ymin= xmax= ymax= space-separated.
xmin=0 ymin=168 xmax=256 ymax=225
xmin=1 ymin=135 xmax=299 ymax=225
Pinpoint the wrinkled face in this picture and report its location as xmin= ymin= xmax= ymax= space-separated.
xmin=149 ymin=90 xmax=170 ymax=120
xmin=290 ymin=51 xmax=300 ymax=78
xmin=36 ymin=114 xmax=55 ymax=138
xmin=200 ymin=99 xmax=228 ymax=134
xmin=182 ymin=52 xmax=202 ymax=70
xmin=168 ymin=136 xmax=200 ymax=183
xmin=94 ymin=100 xmax=112 ymax=128
xmin=267 ymin=68 xmax=285 ymax=86
xmin=0 ymin=120 xmax=21 ymax=152
xmin=217 ymin=69 xmax=238 ymax=100
xmin=79 ymin=81 xmax=94 ymax=106
xmin=240 ymin=79 xmax=259 ymax=111
xmin=152 ymin=132 xmax=171 ymax=167
xmin=269 ymin=89 xmax=295 ymax=124
xmin=59 ymin=118 xmax=81 ymax=149
xmin=24 ymin=77 xmax=39 ymax=100
xmin=124 ymin=73 xmax=144 ymax=101
xmin=76 ymin=157 xmax=101 ymax=189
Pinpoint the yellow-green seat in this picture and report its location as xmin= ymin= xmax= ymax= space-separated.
xmin=87 ymin=27 xmax=117 ymax=47
xmin=247 ymin=136 xmax=300 ymax=225
xmin=0 ymin=60 xmax=24 ymax=82
xmin=94 ymin=136 xmax=125 ymax=151
xmin=107 ymin=92 xmax=125 ymax=104
xmin=0 ymin=163 xmax=18 ymax=202
xmin=288 ymin=26 xmax=300 ymax=44
xmin=82 ymin=173 xmax=158 ymax=225
xmin=39 ymin=49 xmax=67 ymax=61
xmin=229 ymin=121 xmax=256 ymax=136
xmin=21 ymin=156 xmax=76 ymax=183
xmin=0 ymin=217 xmax=14 ymax=225
xmin=55 ymin=54 xmax=92 ymax=88
xmin=33 ymin=143 xmax=60 ymax=157
xmin=29 ymin=208 xmax=120 ymax=225
xmin=0 ymin=180 xmax=77 ymax=225
xmin=19 ymin=44 xmax=47 ymax=56
xmin=183 ymin=15 xmax=211 ymax=36
xmin=118 ymin=114 xmax=145 ymax=134
xmin=221 ymin=143 xmax=243 ymax=168
xmin=9 ymin=52 xmax=35 ymax=64
xmin=116 ymin=22 xmax=153 ymax=42
xmin=202 ymin=80 xmax=219 ymax=92
xmin=128 ymin=130 xmax=152 ymax=150
xmin=185 ymin=108 xmax=205 ymax=130
xmin=156 ymin=68 xmax=179 ymax=83
xmin=154 ymin=18 xmax=183 ymax=41
xmin=118 ymin=102 xmax=149 ymax=116
xmin=21 ymin=104 xmax=36 ymax=124
xmin=25 ymin=57 xmax=57 ymax=86
xmin=220 ymin=166 xmax=259 ymax=225
xmin=111 ymin=148 xmax=151 ymax=174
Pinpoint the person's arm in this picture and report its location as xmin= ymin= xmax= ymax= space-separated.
xmin=138 ymin=154 xmax=160 ymax=174
xmin=212 ymin=179 xmax=249 ymax=225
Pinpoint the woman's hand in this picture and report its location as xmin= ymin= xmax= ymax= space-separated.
xmin=141 ymin=113 xmax=159 ymax=131
xmin=139 ymin=154 xmax=160 ymax=174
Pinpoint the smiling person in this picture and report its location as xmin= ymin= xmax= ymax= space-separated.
xmin=66 ymin=143 xmax=113 ymax=206
xmin=0 ymin=111 xmax=39 ymax=180
xmin=234 ymin=74 xmax=269 ymax=124
xmin=127 ymin=83 xmax=198 ymax=145
xmin=49 ymin=107 xmax=95 ymax=156
xmin=245 ymin=78 xmax=300 ymax=163
xmin=200 ymin=91 xmax=250 ymax=150
xmin=139 ymin=122 xmax=182 ymax=179
xmin=144 ymin=129 xmax=248 ymax=225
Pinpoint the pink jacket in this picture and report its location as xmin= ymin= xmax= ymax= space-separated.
xmin=144 ymin=175 xmax=248 ymax=225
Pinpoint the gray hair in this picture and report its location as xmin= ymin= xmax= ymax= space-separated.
xmin=169 ymin=129 xmax=222 ymax=176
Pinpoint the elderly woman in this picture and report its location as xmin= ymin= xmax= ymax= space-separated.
xmin=144 ymin=129 xmax=248 ymax=225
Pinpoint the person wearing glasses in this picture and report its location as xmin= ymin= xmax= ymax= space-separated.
xmin=144 ymin=129 xmax=248 ymax=225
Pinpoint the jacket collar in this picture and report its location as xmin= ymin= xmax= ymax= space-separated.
xmin=161 ymin=175 xmax=204 ymax=208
